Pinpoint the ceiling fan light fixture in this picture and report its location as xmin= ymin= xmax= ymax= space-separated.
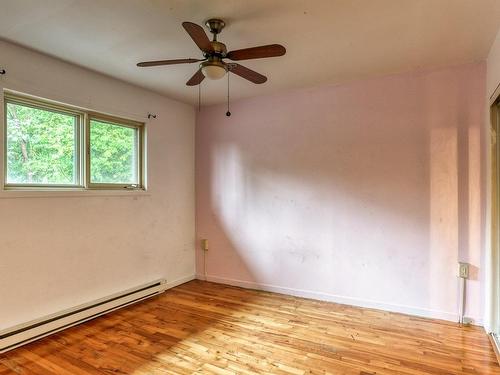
xmin=201 ymin=61 xmax=227 ymax=80
xmin=137 ymin=19 xmax=286 ymax=87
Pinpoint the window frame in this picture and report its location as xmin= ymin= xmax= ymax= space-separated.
xmin=4 ymin=94 xmax=84 ymax=189
xmin=3 ymin=92 xmax=145 ymax=191
xmin=86 ymin=112 xmax=144 ymax=190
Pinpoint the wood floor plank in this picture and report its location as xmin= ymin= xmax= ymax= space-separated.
xmin=0 ymin=280 xmax=499 ymax=374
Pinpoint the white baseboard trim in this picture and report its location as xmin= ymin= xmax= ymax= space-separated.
xmin=490 ymin=333 xmax=500 ymax=365
xmin=195 ymin=273 xmax=208 ymax=281
xmin=198 ymin=274 xmax=482 ymax=325
xmin=166 ymin=274 xmax=196 ymax=289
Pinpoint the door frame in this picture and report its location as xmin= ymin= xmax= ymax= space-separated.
xmin=489 ymin=84 xmax=500 ymax=364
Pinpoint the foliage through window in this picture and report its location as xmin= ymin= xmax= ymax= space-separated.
xmin=89 ymin=119 xmax=140 ymax=186
xmin=6 ymin=101 xmax=78 ymax=185
xmin=3 ymin=94 xmax=144 ymax=190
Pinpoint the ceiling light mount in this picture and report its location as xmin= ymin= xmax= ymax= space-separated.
xmin=205 ymin=18 xmax=226 ymax=39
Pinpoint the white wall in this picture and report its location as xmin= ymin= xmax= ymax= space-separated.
xmin=0 ymin=40 xmax=195 ymax=329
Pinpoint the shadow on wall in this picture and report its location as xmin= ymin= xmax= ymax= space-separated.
xmin=196 ymin=63 xmax=485 ymax=321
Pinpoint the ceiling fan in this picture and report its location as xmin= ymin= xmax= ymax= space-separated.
xmin=137 ymin=19 xmax=286 ymax=86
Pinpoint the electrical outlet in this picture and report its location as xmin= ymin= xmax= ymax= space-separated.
xmin=459 ymin=262 xmax=469 ymax=279
xmin=201 ymin=239 xmax=209 ymax=251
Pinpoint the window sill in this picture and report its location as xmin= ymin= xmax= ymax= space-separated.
xmin=0 ymin=188 xmax=150 ymax=199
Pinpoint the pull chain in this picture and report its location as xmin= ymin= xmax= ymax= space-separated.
xmin=226 ymin=72 xmax=231 ymax=117
xmin=198 ymin=82 xmax=201 ymax=112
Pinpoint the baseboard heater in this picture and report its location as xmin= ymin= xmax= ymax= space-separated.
xmin=0 ymin=279 xmax=167 ymax=353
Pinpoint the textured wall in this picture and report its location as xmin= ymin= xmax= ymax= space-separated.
xmin=0 ymin=40 xmax=195 ymax=329
xmin=196 ymin=63 xmax=486 ymax=322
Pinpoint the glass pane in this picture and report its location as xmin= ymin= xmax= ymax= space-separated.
xmin=90 ymin=119 xmax=138 ymax=184
xmin=6 ymin=102 xmax=77 ymax=185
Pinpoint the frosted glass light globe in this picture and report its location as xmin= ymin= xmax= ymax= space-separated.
xmin=201 ymin=64 xmax=227 ymax=80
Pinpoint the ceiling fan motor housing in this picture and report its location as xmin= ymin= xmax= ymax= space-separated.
xmin=205 ymin=41 xmax=227 ymax=58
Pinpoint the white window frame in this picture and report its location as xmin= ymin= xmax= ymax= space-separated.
xmin=3 ymin=92 xmax=145 ymax=191
xmin=86 ymin=113 xmax=144 ymax=190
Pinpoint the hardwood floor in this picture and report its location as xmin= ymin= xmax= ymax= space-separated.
xmin=1 ymin=280 xmax=499 ymax=374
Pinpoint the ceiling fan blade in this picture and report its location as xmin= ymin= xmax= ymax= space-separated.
xmin=228 ymin=63 xmax=267 ymax=84
xmin=137 ymin=58 xmax=203 ymax=67
xmin=186 ymin=69 xmax=205 ymax=86
xmin=227 ymin=44 xmax=286 ymax=61
xmin=182 ymin=22 xmax=213 ymax=52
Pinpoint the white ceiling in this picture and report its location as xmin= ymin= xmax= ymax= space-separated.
xmin=1 ymin=0 xmax=500 ymax=105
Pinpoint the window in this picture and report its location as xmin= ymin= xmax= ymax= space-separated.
xmin=88 ymin=116 xmax=143 ymax=188
xmin=3 ymin=93 xmax=145 ymax=190
xmin=5 ymin=98 xmax=80 ymax=187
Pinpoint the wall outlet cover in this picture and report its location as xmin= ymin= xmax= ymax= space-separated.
xmin=201 ymin=239 xmax=209 ymax=251
xmin=458 ymin=262 xmax=469 ymax=279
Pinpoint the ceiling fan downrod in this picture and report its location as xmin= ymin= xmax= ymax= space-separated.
xmin=205 ymin=18 xmax=226 ymax=42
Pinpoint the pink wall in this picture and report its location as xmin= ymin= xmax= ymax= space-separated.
xmin=196 ymin=63 xmax=486 ymax=322
xmin=487 ymin=29 xmax=500 ymax=99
